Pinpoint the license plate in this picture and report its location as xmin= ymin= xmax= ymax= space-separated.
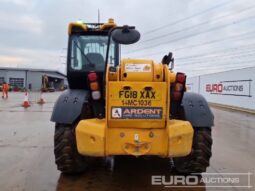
xmin=112 ymin=90 xmax=161 ymax=100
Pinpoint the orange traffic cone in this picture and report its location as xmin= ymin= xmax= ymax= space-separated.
xmin=37 ymin=91 xmax=45 ymax=104
xmin=22 ymin=92 xmax=30 ymax=108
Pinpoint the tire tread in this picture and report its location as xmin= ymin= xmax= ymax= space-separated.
xmin=173 ymin=128 xmax=212 ymax=173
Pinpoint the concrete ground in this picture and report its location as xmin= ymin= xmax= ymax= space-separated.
xmin=0 ymin=92 xmax=254 ymax=191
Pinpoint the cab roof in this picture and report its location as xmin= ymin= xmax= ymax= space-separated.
xmin=68 ymin=18 xmax=117 ymax=35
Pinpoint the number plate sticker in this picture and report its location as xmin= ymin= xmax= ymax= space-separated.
xmin=111 ymin=107 xmax=163 ymax=119
xmin=113 ymin=90 xmax=161 ymax=100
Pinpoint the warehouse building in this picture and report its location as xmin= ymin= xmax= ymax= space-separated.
xmin=0 ymin=67 xmax=67 ymax=91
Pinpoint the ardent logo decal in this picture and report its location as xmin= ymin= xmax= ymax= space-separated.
xmin=111 ymin=107 xmax=163 ymax=119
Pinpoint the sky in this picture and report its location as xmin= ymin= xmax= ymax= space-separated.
xmin=0 ymin=0 xmax=255 ymax=76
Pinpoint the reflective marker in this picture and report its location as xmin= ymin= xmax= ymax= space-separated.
xmin=92 ymin=91 xmax=101 ymax=100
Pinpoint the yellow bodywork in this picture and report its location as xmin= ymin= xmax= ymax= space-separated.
xmin=76 ymin=119 xmax=193 ymax=157
xmin=76 ymin=59 xmax=194 ymax=157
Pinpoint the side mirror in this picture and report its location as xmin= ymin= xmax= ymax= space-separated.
xmin=104 ymin=25 xmax=140 ymax=72
xmin=162 ymin=52 xmax=174 ymax=69
xmin=112 ymin=25 xmax=140 ymax=45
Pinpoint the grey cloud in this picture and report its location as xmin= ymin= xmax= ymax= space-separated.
xmin=0 ymin=0 xmax=254 ymax=76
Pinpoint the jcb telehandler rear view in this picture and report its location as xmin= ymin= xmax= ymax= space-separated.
xmin=51 ymin=19 xmax=214 ymax=174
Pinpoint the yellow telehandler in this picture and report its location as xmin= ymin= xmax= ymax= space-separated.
xmin=51 ymin=19 xmax=213 ymax=174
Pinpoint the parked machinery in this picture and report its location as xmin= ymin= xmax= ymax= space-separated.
xmin=51 ymin=19 xmax=214 ymax=174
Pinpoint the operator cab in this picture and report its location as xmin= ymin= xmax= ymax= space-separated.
xmin=67 ymin=19 xmax=140 ymax=90
xmin=67 ymin=33 xmax=119 ymax=89
xmin=67 ymin=20 xmax=119 ymax=89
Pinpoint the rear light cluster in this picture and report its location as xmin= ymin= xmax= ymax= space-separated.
xmin=172 ymin=72 xmax=186 ymax=101
xmin=88 ymin=72 xmax=101 ymax=100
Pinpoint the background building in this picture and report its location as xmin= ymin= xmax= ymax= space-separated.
xmin=0 ymin=67 xmax=67 ymax=91
xmin=186 ymin=66 xmax=255 ymax=112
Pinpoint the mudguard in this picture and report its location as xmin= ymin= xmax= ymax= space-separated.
xmin=51 ymin=89 xmax=89 ymax=124
xmin=182 ymin=92 xmax=214 ymax=127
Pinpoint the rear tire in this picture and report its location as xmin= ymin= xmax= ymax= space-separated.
xmin=173 ymin=127 xmax=212 ymax=174
xmin=54 ymin=123 xmax=91 ymax=174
